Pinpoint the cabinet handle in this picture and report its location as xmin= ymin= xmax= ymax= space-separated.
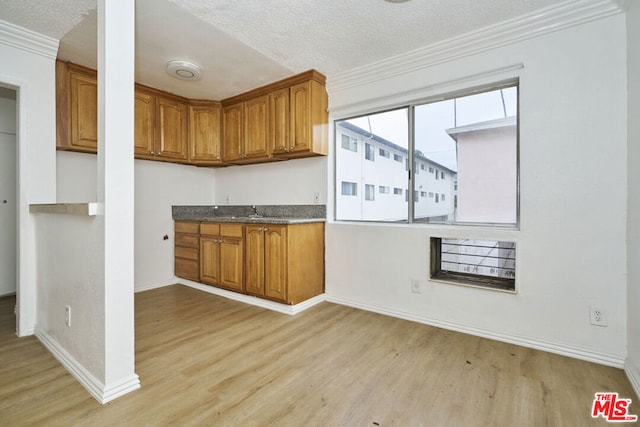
xmin=264 ymin=228 xmax=268 ymax=232
xmin=216 ymin=156 xmax=220 ymax=160
xmin=258 ymin=228 xmax=263 ymax=232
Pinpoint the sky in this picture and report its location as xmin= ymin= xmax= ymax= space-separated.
xmin=346 ymin=86 xmax=517 ymax=171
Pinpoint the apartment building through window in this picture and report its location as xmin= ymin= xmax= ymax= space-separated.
xmin=334 ymin=82 xmax=518 ymax=226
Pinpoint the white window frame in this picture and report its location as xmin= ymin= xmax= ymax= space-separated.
xmin=333 ymin=78 xmax=519 ymax=228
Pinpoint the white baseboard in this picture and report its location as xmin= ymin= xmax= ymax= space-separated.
xmin=135 ymin=279 xmax=177 ymax=293
xmin=625 ymin=359 xmax=640 ymax=400
xmin=326 ymin=295 xmax=626 ymax=368
xmin=177 ymin=279 xmax=327 ymax=315
xmin=35 ymin=329 xmax=140 ymax=404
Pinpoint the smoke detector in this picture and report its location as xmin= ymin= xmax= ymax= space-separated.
xmin=166 ymin=60 xmax=202 ymax=81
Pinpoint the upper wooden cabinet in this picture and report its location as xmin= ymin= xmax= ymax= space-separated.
xmin=155 ymin=94 xmax=189 ymax=161
xmin=189 ymin=101 xmax=222 ymax=165
xmin=244 ymin=94 xmax=270 ymax=160
xmin=134 ymin=87 xmax=189 ymax=162
xmin=221 ymin=95 xmax=272 ymax=163
xmin=269 ymin=88 xmax=290 ymax=154
xmin=221 ymin=70 xmax=328 ymax=164
xmin=221 ymin=102 xmax=243 ymax=162
xmin=56 ymin=60 xmax=327 ymax=167
xmin=134 ymin=88 xmax=155 ymax=157
xmin=57 ymin=61 xmax=98 ymax=152
xmin=277 ymin=79 xmax=328 ymax=158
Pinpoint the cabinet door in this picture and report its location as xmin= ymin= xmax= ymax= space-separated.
xmin=219 ymin=237 xmax=244 ymax=292
xmin=270 ymin=88 xmax=290 ymax=154
xmin=69 ymin=70 xmax=98 ymax=151
xmin=244 ymin=95 xmax=269 ymax=159
xmin=134 ymin=88 xmax=155 ymax=158
xmin=200 ymin=237 xmax=220 ymax=285
xmin=222 ymin=103 xmax=243 ymax=162
xmin=264 ymin=225 xmax=288 ymax=302
xmin=157 ymin=96 xmax=188 ymax=161
xmin=245 ymin=225 xmax=265 ymax=296
xmin=289 ymin=81 xmax=311 ymax=154
xmin=189 ymin=103 xmax=222 ymax=163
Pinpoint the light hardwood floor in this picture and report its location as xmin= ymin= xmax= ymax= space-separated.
xmin=0 ymin=285 xmax=637 ymax=426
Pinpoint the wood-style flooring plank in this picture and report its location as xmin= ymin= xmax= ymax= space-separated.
xmin=0 ymin=285 xmax=637 ymax=426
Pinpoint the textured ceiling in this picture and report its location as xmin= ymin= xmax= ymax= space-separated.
xmin=0 ymin=0 xmax=575 ymax=99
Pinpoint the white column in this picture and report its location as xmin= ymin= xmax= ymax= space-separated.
xmin=97 ymin=0 xmax=140 ymax=402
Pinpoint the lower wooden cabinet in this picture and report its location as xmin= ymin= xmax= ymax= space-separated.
xmin=175 ymin=220 xmax=324 ymax=305
xmin=200 ymin=223 xmax=244 ymax=292
xmin=245 ymin=222 xmax=324 ymax=304
xmin=174 ymin=221 xmax=200 ymax=281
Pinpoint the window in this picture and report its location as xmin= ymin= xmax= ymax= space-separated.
xmin=365 ymin=143 xmax=375 ymax=161
xmin=430 ymin=238 xmax=516 ymax=291
xmin=341 ymin=181 xmax=357 ymax=196
xmin=341 ymin=134 xmax=358 ymax=152
xmin=365 ymin=184 xmax=375 ymax=201
xmin=394 ymin=187 xmax=403 ymax=195
xmin=335 ymin=83 xmax=518 ymax=225
xmin=379 ymin=186 xmax=390 ymax=194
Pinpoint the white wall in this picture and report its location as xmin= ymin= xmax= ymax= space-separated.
xmin=326 ymin=15 xmax=629 ymax=366
xmin=213 ymin=157 xmax=327 ymax=205
xmin=34 ymin=213 xmax=105 ymax=378
xmin=626 ymin=0 xmax=640 ymax=396
xmin=0 ymin=32 xmax=58 ymax=335
xmin=56 ymin=152 xmax=217 ymax=291
xmin=0 ymin=95 xmax=17 ymax=296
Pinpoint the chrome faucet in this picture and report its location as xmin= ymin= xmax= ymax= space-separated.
xmin=250 ymin=205 xmax=260 ymax=218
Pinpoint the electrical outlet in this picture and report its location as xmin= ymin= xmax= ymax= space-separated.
xmin=313 ymin=192 xmax=320 ymax=205
xmin=590 ymin=306 xmax=607 ymax=327
xmin=411 ymin=279 xmax=421 ymax=294
xmin=65 ymin=305 xmax=71 ymax=327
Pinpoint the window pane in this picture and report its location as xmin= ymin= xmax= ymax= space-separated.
xmin=414 ymin=86 xmax=518 ymax=225
xmin=335 ymin=108 xmax=409 ymax=221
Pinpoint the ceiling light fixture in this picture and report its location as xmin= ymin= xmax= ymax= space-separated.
xmin=166 ymin=60 xmax=202 ymax=81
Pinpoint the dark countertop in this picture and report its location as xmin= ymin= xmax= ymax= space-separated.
xmin=172 ymin=204 xmax=326 ymax=225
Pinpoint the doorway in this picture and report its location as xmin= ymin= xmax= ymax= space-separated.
xmin=0 ymin=87 xmax=17 ymax=298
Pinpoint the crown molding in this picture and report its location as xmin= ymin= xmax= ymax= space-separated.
xmin=328 ymin=0 xmax=625 ymax=94
xmin=0 ymin=19 xmax=59 ymax=60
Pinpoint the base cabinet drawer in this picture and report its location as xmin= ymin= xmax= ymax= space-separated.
xmin=175 ymin=221 xmax=200 ymax=281
xmin=175 ymin=257 xmax=199 ymax=281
